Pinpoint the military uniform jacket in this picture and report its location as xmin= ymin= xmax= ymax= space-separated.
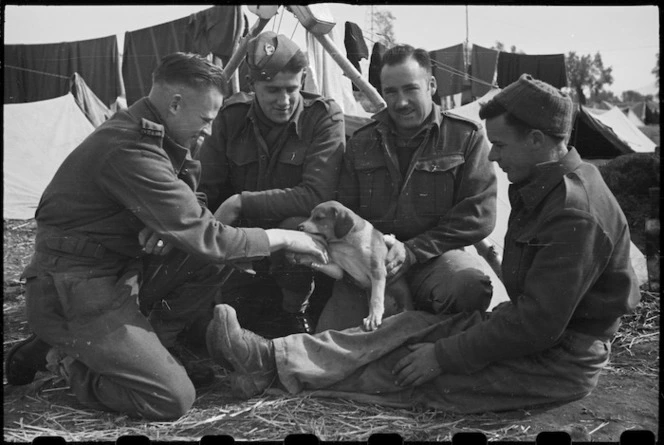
xmin=338 ymin=104 xmax=497 ymax=264
xmin=433 ymin=148 xmax=641 ymax=375
xmin=26 ymin=97 xmax=270 ymax=272
xmin=199 ymin=91 xmax=345 ymax=228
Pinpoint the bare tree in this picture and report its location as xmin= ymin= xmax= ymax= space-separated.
xmin=372 ymin=9 xmax=396 ymax=47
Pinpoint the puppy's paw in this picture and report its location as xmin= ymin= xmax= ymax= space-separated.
xmin=363 ymin=311 xmax=384 ymax=331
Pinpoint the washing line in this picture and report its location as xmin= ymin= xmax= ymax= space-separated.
xmin=5 ymin=65 xmax=71 ymax=79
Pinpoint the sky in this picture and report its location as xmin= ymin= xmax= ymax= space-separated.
xmin=3 ymin=4 xmax=659 ymax=96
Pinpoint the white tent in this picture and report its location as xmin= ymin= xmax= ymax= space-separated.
xmin=3 ymin=93 xmax=95 ymax=220
xmin=585 ymin=106 xmax=657 ymax=153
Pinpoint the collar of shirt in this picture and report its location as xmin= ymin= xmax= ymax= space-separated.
xmin=247 ymin=93 xmax=304 ymax=137
xmin=373 ymin=103 xmax=441 ymax=142
xmin=509 ymin=147 xmax=582 ymax=211
xmin=136 ymin=98 xmax=191 ymax=173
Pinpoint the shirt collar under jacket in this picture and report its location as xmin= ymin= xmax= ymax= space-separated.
xmin=509 ymin=147 xmax=583 ymax=211
xmin=247 ymin=92 xmax=305 ymax=136
xmin=139 ymin=97 xmax=191 ymax=173
xmin=372 ymin=103 xmax=442 ymax=140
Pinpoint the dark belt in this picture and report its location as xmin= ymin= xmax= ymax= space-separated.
xmin=35 ymin=226 xmax=108 ymax=260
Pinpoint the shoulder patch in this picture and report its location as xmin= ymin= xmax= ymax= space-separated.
xmin=140 ymin=118 xmax=165 ymax=137
xmin=442 ymin=110 xmax=482 ymax=130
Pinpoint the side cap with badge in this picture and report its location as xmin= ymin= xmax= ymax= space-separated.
xmin=246 ymin=31 xmax=304 ymax=81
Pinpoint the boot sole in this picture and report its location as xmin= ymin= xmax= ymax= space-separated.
xmin=5 ymin=335 xmax=43 ymax=385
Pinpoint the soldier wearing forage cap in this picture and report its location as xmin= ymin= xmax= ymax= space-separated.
xmin=204 ymin=74 xmax=640 ymax=413
xmin=197 ymin=31 xmax=345 ymax=336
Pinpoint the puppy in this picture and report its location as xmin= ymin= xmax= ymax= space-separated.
xmin=295 ymin=201 xmax=413 ymax=331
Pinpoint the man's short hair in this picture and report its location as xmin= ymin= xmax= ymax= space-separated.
xmin=479 ymin=100 xmax=534 ymax=138
xmin=381 ymin=44 xmax=432 ymax=76
xmin=152 ymin=52 xmax=225 ymax=92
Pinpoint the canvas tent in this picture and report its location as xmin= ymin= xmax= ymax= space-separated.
xmin=571 ymin=105 xmax=657 ymax=159
xmin=4 ymin=92 xmax=95 ymax=220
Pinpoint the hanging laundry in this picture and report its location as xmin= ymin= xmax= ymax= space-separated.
xmin=4 ymin=35 xmax=121 ymax=106
xmin=69 ymin=73 xmax=113 ymax=128
xmin=496 ymin=52 xmax=568 ymax=89
xmin=470 ymin=44 xmax=499 ymax=97
xmin=122 ymin=6 xmax=242 ymax=105
xmin=344 ymin=22 xmax=369 ymax=91
xmin=304 ymin=13 xmax=371 ymax=117
xmin=188 ymin=6 xmax=244 ymax=60
xmin=368 ymin=42 xmax=387 ymax=94
xmin=429 ymin=43 xmax=466 ymax=98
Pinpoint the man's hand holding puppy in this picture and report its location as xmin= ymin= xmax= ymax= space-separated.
xmin=383 ymin=234 xmax=415 ymax=281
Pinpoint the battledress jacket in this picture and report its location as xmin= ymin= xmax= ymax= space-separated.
xmin=24 ymin=97 xmax=270 ymax=275
xmin=198 ymin=91 xmax=345 ymax=228
xmin=338 ymin=104 xmax=497 ymax=264
xmin=433 ymin=149 xmax=641 ymax=375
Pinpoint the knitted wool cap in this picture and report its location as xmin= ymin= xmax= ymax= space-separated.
xmin=493 ymin=73 xmax=574 ymax=138
xmin=246 ymin=31 xmax=303 ymax=81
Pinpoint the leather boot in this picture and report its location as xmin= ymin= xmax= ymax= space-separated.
xmin=206 ymin=304 xmax=277 ymax=399
xmin=5 ymin=334 xmax=51 ymax=385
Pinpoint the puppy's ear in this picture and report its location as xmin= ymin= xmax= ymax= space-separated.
xmin=333 ymin=209 xmax=355 ymax=239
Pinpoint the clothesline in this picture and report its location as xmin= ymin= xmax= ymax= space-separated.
xmin=430 ymin=59 xmax=497 ymax=89
xmin=5 ymin=65 xmax=71 ymax=80
xmin=337 ymin=21 xmax=498 ymax=89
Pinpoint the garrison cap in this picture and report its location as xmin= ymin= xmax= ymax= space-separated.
xmin=246 ymin=31 xmax=304 ymax=81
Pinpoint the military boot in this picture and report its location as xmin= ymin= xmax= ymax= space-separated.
xmin=5 ymin=334 xmax=51 ymax=385
xmin=206 ymin=304 xmax=277 ymax=399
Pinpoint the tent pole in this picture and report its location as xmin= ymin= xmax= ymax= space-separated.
xmin=311 ymin=32 xmax=386 ymax=111
xmin=221 ymin=17 xmax=271 ymax=85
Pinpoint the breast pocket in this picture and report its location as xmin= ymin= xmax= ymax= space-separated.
xmin=274 ymin=146 xmax=306 ymax=189
xmin=514 ymin=234 xmax=542 ymax=287
xmin=410 ymin=154 xmax=464 ymax=217
xmin=354 ymin=159 xmax=392 ymax=218
xmin=226 ymin=143 xmax=259 ymax=191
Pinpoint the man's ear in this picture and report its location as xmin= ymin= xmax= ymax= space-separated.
xmin=168 ymin=94 xmax=183 ymax=116
xmin=333 ymin=209 xmax=355 ymax=239
xmin=529 ymin=129 xmax=546 ymax=148
xmin=429 ymin=75 xmax=437 ymax=95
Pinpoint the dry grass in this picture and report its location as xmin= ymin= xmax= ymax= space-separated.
xmin=2 ymin=218 xmax=659 ymax=442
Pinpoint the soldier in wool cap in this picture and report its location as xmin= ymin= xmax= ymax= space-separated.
xmin=204 ymin=74 xmax=640 ymax=414
xmin=197 ymin=31 xmax=345 ymax=337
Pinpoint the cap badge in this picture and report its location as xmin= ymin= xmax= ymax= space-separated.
xmin=264 ymin=43 xmax=275 ymax=56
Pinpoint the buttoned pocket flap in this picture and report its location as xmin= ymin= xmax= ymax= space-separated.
xmin=226 ymin=145 xmax=258 ymax=166
xmin=414 ymin=154 xmax=464 ymax=172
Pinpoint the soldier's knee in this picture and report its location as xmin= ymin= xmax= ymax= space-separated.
xmin=141 ymin=378 xmax=195 ymax=421
xmin=431 ymin=268 xmax=493 ymax=314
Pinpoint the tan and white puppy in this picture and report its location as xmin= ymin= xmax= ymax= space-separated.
xmin=295 ymin=201 xmax=413 ymax=331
